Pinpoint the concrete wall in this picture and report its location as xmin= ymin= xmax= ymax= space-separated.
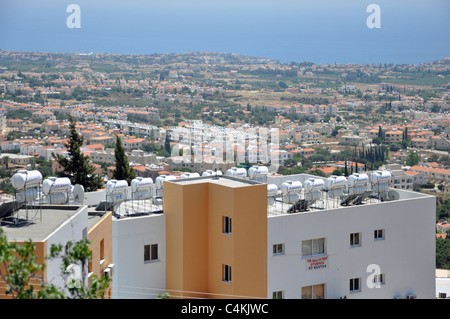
xmin=267 ymin=194 xmax=436 ymax=299
xmin=44 ymin=206 xmax=88 ymax=290
xmin=112 ymin=213 xmax=166 ymax=299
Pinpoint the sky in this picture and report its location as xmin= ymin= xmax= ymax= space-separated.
xmin=0 ymin=0 xmax=449 ymax=64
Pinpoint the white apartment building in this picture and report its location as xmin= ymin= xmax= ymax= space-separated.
xmin=107 ymin=171 xmax=435 ymax=299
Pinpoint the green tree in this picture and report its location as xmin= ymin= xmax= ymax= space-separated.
xmin=428 ymin=153 xmax=440 ymax=163
xmin=436 ymin=236 xmax=450 ymax=269
xmin=49 ymin=240 xmax=111 ymax=299
xmin=0 ymin=228 xmax=110 ymax=299
xmin=113 ymin=135 xmax=136 ymax=184
xmin=164 ymin=133 xmax=171 ymax=154
xmin=406 ymin=151 xmax=421 ymax=166
xmin=0 ymin=229 xmax=53 ymax=299
xmin=53 ymin=116 xmax=103 ymax=192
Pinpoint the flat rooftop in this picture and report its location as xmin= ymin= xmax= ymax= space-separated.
xmin=0 ymin=205 xmax=83 ymax=242
xmin=169 ymin=175 xmax=262 ymax=188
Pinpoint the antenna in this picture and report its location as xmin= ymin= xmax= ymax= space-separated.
xmin=72 ymin=184 xmax=85 ymax=205
xmin=388 ymin=190 xmax=400 ymax=201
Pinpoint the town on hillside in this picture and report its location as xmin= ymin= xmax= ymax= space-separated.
xmin=0 ymin=50 xmax=449 ymax=299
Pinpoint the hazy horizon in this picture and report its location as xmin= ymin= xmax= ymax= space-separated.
xmin=1 ymin=0 xmax=449 ymax=65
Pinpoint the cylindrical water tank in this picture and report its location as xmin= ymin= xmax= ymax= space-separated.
xmin=202 ymin=170 xmax=223 ymax=176
xmin=106 ymin=179 xmax=128 ymax=195
xmin=325 ymin=175 xmax=347 ymax=190
xmin=267 ymin=197 xmax=276 ymax=206
xmin=16 ymin=188 xmax=38 ymax=202
xmin=248 ymin=166 xmax=269 ymax=179
xmin=131 ymin=177 xmax=153 ymax=192
xmin=281 ymin=181 xmax=302 ymax=194
xmin=11 ymin=170 xmax=43 ymax=190
xmin=48 ymin=192 xmax=68 ymax=204
xmin=156 ymin=175 xmax=176 ymax=188
xmin=134 ymin=189 xmax=152 ymax=200
xmin=226 ymin=168 xmax=237 ymax=176
xmin=348 ymin=173 xmax=369 ymax=186
xmin=372 ymin=183 xmax=388 ymax=193
xmin=328 ymin=188 xmax=345 ymax=198
xmin=305 ymin=190 xmax=322 ymax=202
xmin=286 ymin=193 xmax=300 ymax=203
xmin=304 ymin=178 xmax=325 ymax=192
xmin=370 ymin=171 xmax=391 ymax=184
xmin=226 ymin=167 xmax=247 ymax=178
xmin=267 ymin=184 xmax=278 ymax=197
xmin=42 ymin=177 xmax=71 ymax=195
xmin=202 ymin=170 xmax=213 ymax=176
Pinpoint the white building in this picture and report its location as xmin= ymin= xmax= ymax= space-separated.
xmin=266 ymin=174 xmax=435 ymax=299
xmin=107 ymin=171 xmax=436 ymax=299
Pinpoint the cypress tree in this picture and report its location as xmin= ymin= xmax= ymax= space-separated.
xmin=113 ymin=135 xmax=136 ymax=184
xmin=378 ymin=125 xmax=383 ymax=141
xmin=164 ymin=132 xmax=171 ymax=154
xmin=53 ymin=116 xmax=103 ymax=192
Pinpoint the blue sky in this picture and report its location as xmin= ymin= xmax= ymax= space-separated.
xmin=0 ymin=0 xmax=449 ymax=64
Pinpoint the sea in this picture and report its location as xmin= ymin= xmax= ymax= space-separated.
xmin=0 ymin=0 xmax=449 ymax=65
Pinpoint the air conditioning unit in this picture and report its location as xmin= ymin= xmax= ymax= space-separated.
xmin=104 ymin=263 xmax=115 ymax=278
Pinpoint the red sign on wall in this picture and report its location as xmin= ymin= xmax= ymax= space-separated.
xmin=306 ymin=256 xmax=328 ymax=271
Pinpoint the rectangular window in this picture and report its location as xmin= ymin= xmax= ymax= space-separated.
xmin=272 ymin=291 xmax=284 ymax=299
xmin=374 ymin=229 xmax=384 ymax=240
xmin=88 ymin=250 xmax=93 ymax=273
xmin=82 ymin=227 xmax=87 ymax=242
xmin=302 ymin=238 xmax=325 ymax=257
xmin=349 ymin=278 xmax=361 ymax=293
xmin=350 ymin=233 xmax=361 ymax=247
xmin=223 ymin=265 xmax=232 ymax=283
xmin=144 ymin=244 xmax=159 ymax=262
xmin=273 ymin=244 xmax=284 ymax=255
xmin=223 ymin=216 xmax=232 ymax=235
xmin=302 ymin=284 xmax=325 ymax=299
xmin=100 ymin=239 xmax=105 ymax=262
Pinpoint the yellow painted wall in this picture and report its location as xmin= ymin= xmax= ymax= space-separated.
xmin=88 ymin=211 xmax=113 ymax=298
xmin=0 ymin=240 xmax=46 ymax=299
xmin=165 ymin=179 xmax=267 ymax=299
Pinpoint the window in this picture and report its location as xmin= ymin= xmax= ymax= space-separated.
xmin=223 ymin=265 xmax=231 ymax=283
xmin=350 ymin=233 xmax=361 ymax=247
xmin=100 ymin=239 xmax=105 ymax=263
xmin=374 ymin=229 xmax=384 ymax=240
xmin=302 ymin=284 xmax=325 ymax=299
xmin=144 ymin=244 xmax=159 ymax=262
xmin=82 ymin=227 xmax=87 ymax=242
xmin=349 ymin=278 xmax=361 ymax=293
xmin=272 ymin=291 xmax=284 ymax=299
xmin=223 ymin=216 xmax=232 ymax=235
xmin=88 ymin=250 xmax=93 ymax=273
xmin=302 ymin=238 xmax=325 ymax=257
xmin=373 ymin=273 xmax=385 ymax=286
xmin=273 ymin=244 xmax=284 ymax=255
